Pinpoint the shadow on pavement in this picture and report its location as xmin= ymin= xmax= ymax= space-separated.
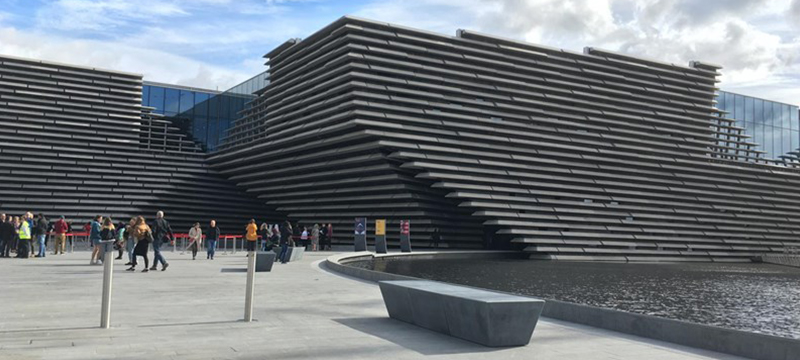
xmin=333 ymin=317 xmax=506 ymax=356
xmin=220 ymin=268 xmax=247 ymax=273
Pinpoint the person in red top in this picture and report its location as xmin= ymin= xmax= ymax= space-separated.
xmin=53 ymin=216 xmax=68 ymax=255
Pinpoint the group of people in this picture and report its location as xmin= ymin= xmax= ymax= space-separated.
xmin=88 ymin=211 xmax=210 ymax=272
xmin=1 ymin=210 xmax=338 ymax=268
xmin=246 ymin=221 xmax=333 ymax=263
xmin=0 ymin=212 xmax=69 ymax=258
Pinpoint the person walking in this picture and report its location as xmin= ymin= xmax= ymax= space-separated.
xmin=319 ymin=224 xmax=328 ymax=252
xmin=151 ymin=211 xmax=173 ymax=271
xmin=53 ymin=216 xmax=68 ymax=255
xmin=279 ymin=221 xmax=292 ymax=264
xmin=11 ymin=216 xmax=21 ymax=257
xmin=89 ymin=215 xmax=103 ymax=265
xmin=114 ymin=221 xmax=126 ymax=260
xmin=187 ymin=222 xmax=202 ymax=260
xmin=311 ymin=223 xmax=320 ymax=251
xmin=206 ymin=220 xmax=219 ymax=260
xmin=259 ymin=222 xmax=270 ymax=251
xmin=300 ymin=227 xmax=309 ymax=250
xmin=327 ymin=223 xmax=334 ymax=250
xmin=127 ymin=216 xmax=152 ymax=272
xmin=33 ymin=213 xmax=48 ymax=258
xmin=245 ymin=219 xmax=258 ymax=254
xmin=17 ymin=214 xmax=31 ymax=259
xmin=271 ymin=224 xmax=280 ymax=249
xmin=0 ymin=214 xmax=14 ymax=257
xmin=124 ymin=218 xmax=136 ymax=266
xmin=100 ymin=218 xmax=117 ymax=259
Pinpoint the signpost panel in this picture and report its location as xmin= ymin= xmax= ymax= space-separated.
xmin=400 ymin=220 xmax=412 ymax=253
xmin=375 ymin=219 xmax=387 ymax=254
xmin=354 ymin=217 xmax=367 ymax=251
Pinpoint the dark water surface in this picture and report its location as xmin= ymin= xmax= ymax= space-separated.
xmin=349 ymin=258 xmax=800 ymax=339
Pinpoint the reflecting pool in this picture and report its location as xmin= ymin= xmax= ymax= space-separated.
xmin=348 ymin=258 xmax=800 ymax=339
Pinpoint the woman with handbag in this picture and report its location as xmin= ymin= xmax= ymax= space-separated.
xmin=127 ymin=216 xmax=153 ymax=272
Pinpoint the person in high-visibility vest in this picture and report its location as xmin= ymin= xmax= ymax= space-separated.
xmin=17 ymin=214 xmax=31 ymax=258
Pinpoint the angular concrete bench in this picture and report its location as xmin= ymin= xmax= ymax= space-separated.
xmin=378 ymin=280 xmax=545 ymax=347
xmin=272 ymin=246 xmax=305 ymax=263
xmin=255 ymin=252 xmax=276 ymax=272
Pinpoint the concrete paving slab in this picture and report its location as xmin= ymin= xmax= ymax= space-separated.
xmin=0 ymin=251 xmax=745 ymax=359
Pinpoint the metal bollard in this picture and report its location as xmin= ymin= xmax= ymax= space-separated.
xmin=244 ymin=249 xmax=256 ymax=322
xmin=100 ymin=240 xmax=115 ymax=329
xmin=233 ymin=238 xmax=237 ymax=254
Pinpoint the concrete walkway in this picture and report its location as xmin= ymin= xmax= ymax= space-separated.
xmin=0 ymin=251 xmax=743 ymax=359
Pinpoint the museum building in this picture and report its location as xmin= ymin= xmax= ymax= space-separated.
xmin=3 ymin=16 xmax=800 ymax=261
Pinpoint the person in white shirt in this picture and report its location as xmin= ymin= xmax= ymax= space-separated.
xmin=187 ymin=222 xmax=203 ymax=260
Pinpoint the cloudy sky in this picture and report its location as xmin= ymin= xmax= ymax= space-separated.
xmin=0 ymin=0 xmax=798 ymax=104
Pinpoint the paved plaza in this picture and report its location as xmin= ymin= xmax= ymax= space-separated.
xmin=0 ymin=251 xmax=743 ymax=360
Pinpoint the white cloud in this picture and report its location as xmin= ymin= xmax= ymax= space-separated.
xmin=355 ymin=0 xmax=800 ymax=106
xmin=0 ymin=26 xmax=252 ymax=90
xmin=1 ymin=0 xmax=797 ymax=104
xmin=36 ymin=0 xmax=188 ymax=31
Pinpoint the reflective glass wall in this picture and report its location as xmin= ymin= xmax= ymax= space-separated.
xmin=717 ymin=91 xmax=800 ymax=160
xmin=142 ymin=82 xmax=257 ymax=152
xmin=226 ymin=70 xmax=269 ymax=96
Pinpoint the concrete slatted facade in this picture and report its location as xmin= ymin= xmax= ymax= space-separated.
xmin=212 ymin=16 xmax=800 ymax=260
xmin=0 ymin=55 xmax=266 ymax=229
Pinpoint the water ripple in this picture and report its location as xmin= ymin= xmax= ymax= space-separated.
xmin=351 ymin=259 xmax=800 ymax=339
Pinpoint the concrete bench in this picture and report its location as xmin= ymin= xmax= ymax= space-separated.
xmin=255 ymin=252 xmax=276 ymax=272
xmin=272 ymin=246 xmax=305 ymax=262
xmin=378 ymin=280 xmax=545 ymax=347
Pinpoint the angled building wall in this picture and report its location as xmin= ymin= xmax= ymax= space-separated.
xmin=0 ymin=55 xmax=267 ymax=230
xmin=211 ymin=16 xmax=800 ymax=260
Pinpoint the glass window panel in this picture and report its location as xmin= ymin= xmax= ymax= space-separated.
xmin=148 ymin=86 xmax=165 ymax=113
xmin=179 ymin=90 xmax=194 ymax=115
xmin=754 ymin=99 xmax=763 ymax=126
xmin=791 ymin=106 xmax=799 ymax=131
xmin=208 ymin=95 xmax=219 ymax=122
xmin=164 ymin=88 xmax=180 ymax=116
xmin=193 ymin=117 xmax=208 ymax=149
xmin=764 ymin=101 xmax=773 ymax=128
xmin=772 ymin=102 xmax=781 ymax=128
xmin=782 ymin=104 xmax=791 ymax=129
xmin=194 ymin=92 xmax=210 ymax=118
xmin=734 ymin=95 xmax=744 ymax=120
xmin=206 ymin=117 xmax=218 ymax=151
xmin=142 ymin=85 xmax=150 ymax=106
xmin=762 ymin=125 xmax=773 ymax=158
xmin=744 ymin=96 xmax=753 ymax=123
xmin=719 ymin=92 xmax=729 ymax=118
xmin=781 ymin=129 xmax=792 ymax=156
xmin=220 ymin=95 xmax=231 ymax=120
xmin=754 ymin=121 xmax=764 ymax=149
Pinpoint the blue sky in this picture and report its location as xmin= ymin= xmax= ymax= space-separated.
xmin=0 ymin=0 xmax=798 ymax=104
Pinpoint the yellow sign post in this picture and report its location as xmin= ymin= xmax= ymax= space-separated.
xmin=375 ymin=219 xmax=387 ymax=253
xmin=376 ymin=219 xmax=386 ymax=236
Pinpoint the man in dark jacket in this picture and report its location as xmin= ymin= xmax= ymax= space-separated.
xmin=0 ymin=214 xmax=15 ymax=257
xmin=34 ymin=214 xmax=49 ymax=258
xmin=206 ymin=220 xmax=220 ymax=260
xmin=151 ymin=211 xmax=173 ymax=271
